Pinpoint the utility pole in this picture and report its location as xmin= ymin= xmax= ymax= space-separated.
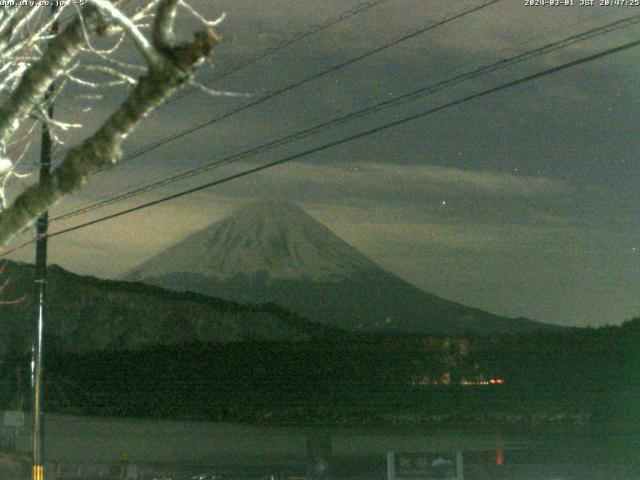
xmin=32 ymin=7 xmax=57 ymax=480
xmin=32 ymin=94 xmax=52 ymax=480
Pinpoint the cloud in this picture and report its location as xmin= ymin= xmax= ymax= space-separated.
xmin=365 ymin=163 xmax=568 ymax=196
xmin=239 ymin=160 xmax=570 ymax=198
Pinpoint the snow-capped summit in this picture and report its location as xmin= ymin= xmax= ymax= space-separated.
xmin=125 ymin=200 xmax=377 ymax=283
xmin=125 ymin=200 xmax=557 ymax=335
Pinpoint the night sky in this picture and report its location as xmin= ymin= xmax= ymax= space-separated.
xmin=5 ymin=0 xmax=639 ymax=327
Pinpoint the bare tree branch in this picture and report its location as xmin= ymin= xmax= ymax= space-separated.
xmin=90 ymin=0 xmax=162 ymax=66
xmin=153 ymin=0 xmax=180 ymax=50
xmin=0 ymin=8 xmax=105 ymax=147
xmin=0 ymin=260 xmax=26 ymax=304
xmin=0 ymin=2 xmax=221 ymax=246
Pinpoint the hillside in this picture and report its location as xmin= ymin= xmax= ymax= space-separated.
xmin=0 ymin=261 xmax=342 ymax=356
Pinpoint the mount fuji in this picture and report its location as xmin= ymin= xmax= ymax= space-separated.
xmin=124 ymin=201 xmax=556 ymax=334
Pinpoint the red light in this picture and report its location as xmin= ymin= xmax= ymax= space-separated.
xmin=496 ymin=432 xmax=504 ymax=466
xmin=496 ymin=379 xmax=505 ymax=384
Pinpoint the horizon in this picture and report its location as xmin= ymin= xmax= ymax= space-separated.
xmin=6 ymin=198 xmax=638 ymax=329
xmin=3 ymin=1 xmax=639 ymax=328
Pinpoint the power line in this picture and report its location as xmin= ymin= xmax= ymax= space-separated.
xmin=51 ymin=13 xmax=640 ymax=223
xmin=87 ymin=0 xmax=503 ymax=177
xmin=167 ymin=0 xmax=389 ymax=105
xmin=4 ymin=0 xmax=388 ymax=188
xmin=36 ymin=37 xmax=640 ymax=244
xmin=49 ymin=0 xmax=504 ymax=220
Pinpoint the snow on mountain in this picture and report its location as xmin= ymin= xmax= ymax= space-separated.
xmin=125 ymin=201 xmax=378 ymax=283
xmin=125 ymin=201 xmax=558 ymax=334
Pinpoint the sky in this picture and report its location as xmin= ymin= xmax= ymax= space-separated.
xmin=5 ymin=0 xmax=640 ymax=327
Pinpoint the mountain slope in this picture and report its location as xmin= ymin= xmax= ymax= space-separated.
xmin=125 ymin=201 xmax=557 ymax=334
xmin=126 ymin=201 xmax=377 ymax=282
xmin=0 ymin=261 xmax=342 ymax=356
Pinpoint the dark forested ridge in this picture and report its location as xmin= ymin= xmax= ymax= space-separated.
xmin=0 ymin=260 xmax=636 ymax=431
xmin=0 ymin=261 xmax=344 ymax=356
xmin=2 ymin=318 xmax=636 ymax=432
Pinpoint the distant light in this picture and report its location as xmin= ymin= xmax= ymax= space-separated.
xmin=441 ymin=200 xmax=447 ymax=206
xmin=496 ymin=432 xmax=504 ymax=466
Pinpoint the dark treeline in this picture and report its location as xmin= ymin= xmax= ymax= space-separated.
xmin=1 ymin=318 xmax=638 ymax=430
